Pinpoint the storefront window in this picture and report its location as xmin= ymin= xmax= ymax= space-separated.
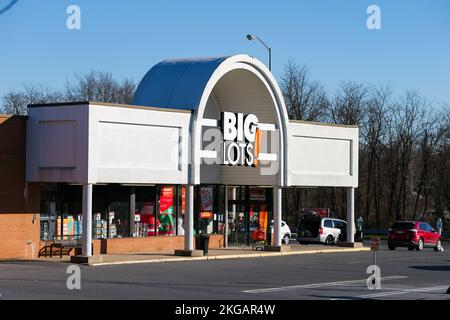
xmin=92 ymin=185 xmax=109 ymax=239
xmin=40 ymin=183 xmax=185 ymax=241
xmin=39 ymin=183 xmax=58 ymax=240
xmin=135 ymin=186 xmax=157 ymax=237
xmin=195 ymin=185 xmax=225 ymax=235
xmin=109 ymin=185 xmax=130 ymax=238
xmin=57 ymin=184 xmax=82 ymax=240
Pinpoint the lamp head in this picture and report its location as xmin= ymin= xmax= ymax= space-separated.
xmin=246 ymin=34 xmax=256 ymax=41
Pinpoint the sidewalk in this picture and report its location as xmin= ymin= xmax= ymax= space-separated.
xmin=38 ymin=244 xmax=369 ymax=266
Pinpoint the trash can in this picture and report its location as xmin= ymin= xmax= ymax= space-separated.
xmin=195 ymin=234 xmax=210 ymax=255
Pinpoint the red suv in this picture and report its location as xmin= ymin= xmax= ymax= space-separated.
xmin=388 ymin=221 xmax=442 ymax=251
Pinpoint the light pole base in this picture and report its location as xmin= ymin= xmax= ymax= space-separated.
xmin=264 ymin=245 xmax=291 ymax=252
xmin=174 ymin=249 xmax=204 ymax=257
xmin=70 ymin=255 xmax=103 ymax=265
xmin=337 ymin=242 xmax=365 ymax=248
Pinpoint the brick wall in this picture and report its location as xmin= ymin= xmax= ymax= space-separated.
xmin=208 ymin=234 xmax=225 ymax=249
xmin=98 ymin=234 xmax=224 ymax=254
xmin=39 ymin=235 xmax=225 ymax=256
xmin=0 ymin=115 xmax=40 ymax=260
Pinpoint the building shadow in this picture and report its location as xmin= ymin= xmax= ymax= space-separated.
xmin=409 ymin=265 xmax=450 ymax=271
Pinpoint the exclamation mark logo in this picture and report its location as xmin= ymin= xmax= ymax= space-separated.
xmin=254 ymin=128 xmax=262 ymax=167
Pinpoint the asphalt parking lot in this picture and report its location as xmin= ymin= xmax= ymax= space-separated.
xmin=0 ymin=241 xmax=448 ymax=300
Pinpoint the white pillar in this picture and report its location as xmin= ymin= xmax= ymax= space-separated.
xmin=185 ymin=184 xmax=194 ymax=251
xmin=231 ymin=187 xmax=236 ymax=217
xmin=232 ymin=187 xmax=237 ymax=246
xmin=224 ymin=185 xmax=228 ymax=248
xmin=347 ymin=187 xmax=355 ymax=243
xmin=273 ymin=186 xmax=282 ymax=247
xmin=82 ymin=183 xmax=93 ymax=256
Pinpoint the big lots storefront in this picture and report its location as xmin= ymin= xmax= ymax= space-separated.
xmin=0 ymin=54 xmax=359 ymax=260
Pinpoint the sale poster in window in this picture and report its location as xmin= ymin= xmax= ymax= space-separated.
xmin=250 ymin=206 xmax=268 ymax=233
xmin=159 ymin=187 xmax=174 ymax=235
xmin=250 ymin=187 xmax=266 ymax=201
xmin=200 ymin=187 xmax=213 ymax=212
xmin=181 ymin=186 xmax=186 ymax=215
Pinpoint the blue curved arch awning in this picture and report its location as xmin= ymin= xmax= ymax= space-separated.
xmin=132 ymin=56 xmax=230 ymax=110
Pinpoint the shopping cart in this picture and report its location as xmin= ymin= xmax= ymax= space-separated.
xmin=252 ymin=229 xmax=266 ymax=251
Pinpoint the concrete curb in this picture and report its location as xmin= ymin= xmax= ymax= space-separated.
xmin=89 ymin=247 xmax=370 ymax=267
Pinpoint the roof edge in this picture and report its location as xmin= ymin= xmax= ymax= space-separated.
xmin=27 ymin=101 xmax=193 ymax=114
xmin=289 ymin=119 xmax=359 ymax=129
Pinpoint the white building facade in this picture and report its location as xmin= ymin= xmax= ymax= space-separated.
xmin=26 ymin=55 xmax=358 ymax=258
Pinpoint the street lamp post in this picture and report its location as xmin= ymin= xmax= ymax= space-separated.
xmin=246 ymin=34 xmax=271 ymax=71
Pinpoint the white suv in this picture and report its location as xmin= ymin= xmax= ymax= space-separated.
xmin=270 ymin=220 xmax=292 ymax=244
xmin=297 ymin=215 xmax=347 ymax=245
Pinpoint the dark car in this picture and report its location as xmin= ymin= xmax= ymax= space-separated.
xmin=387 ymin=221 xmax=442 ymax=251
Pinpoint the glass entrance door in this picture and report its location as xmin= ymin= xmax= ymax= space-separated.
xmin=226 ymin=186 xmax=272 ymax=247
xmin=227 ymin=202 xmax=248 ymax=246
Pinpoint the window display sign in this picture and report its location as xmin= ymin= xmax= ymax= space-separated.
xmin=200 ymin=187 xmax=213 ymax=212
xmin=250 ymin=187 xmax=266 ymax=201
xmin=181 ymin=186 xmax=186 ymax=215
xmin=159 ymin=187 xmax=175 ymax=236
xmin=250 ymin=205 xmax=268 ymax=242
xmin=200 ymin=211 xmax=213 ymax=219
xmin=160 ymin=187 xmax=174 ymax=213
xmin=259 ymin=209 xmax=268 ymax=232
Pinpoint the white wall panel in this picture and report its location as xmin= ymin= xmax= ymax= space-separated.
xmin=90 ymin=104 xmax=190 ymax=185
xmin=26 ymin=104 xmax=89 ymax=183
xmin=97 ymin=122 xmax=180 ymax=170
xmin=39 ymin=120 xmax=77 ymax=168
xmin=288 ymin=121 xmax=358 ymax=187
xmin=291 ymin=136 xmax=351 ymax=175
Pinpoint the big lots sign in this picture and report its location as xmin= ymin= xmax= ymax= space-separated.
xmin=221 ymin=111 xmax=260 ymax=166
xmin=200 ymin=111 xmax=278 ymax=167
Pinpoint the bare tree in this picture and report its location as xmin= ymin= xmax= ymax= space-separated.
xmin=360 ymin=85 xmax=392 ymax=227
xmin=328 ymin=82 xmax=368 ymax=126
xmin=410 ymin=108 xmax=444 ymax=220
xmin=281 ymin=61 xmax=329 ymax=122
xmin=391 ymin=91 xmax=428 ymax=220
xmin=431 ymin=105 xmax=450 ymax=222
xmin=1 ymin=71 xmax=136 ymax=115
xmin=1 ymin=84 xmax=63 ymax=115
xmin=65 ymin=71 xmax=135 ymax=104
xmin=1 ymin=90 xmax=26 ymax=115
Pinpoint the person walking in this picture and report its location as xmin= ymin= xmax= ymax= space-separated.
xmin=356 ymin=216 xmax=364 ymax=242
xmin=436 ymin=218 xmax=443 ymax=235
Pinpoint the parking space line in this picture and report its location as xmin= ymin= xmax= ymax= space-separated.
xmin=357 ymin=285 xmax=449 ymax=299
xmin=242 ymin=275 xmax=407 ymax=294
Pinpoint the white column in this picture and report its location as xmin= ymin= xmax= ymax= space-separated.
xmin=347 ymin=187 xmax=355 ymax=243
xmin=185 ymin=184 xmax=194 ymax=251
xmin=224 ymin=185 xmax=228 ymax=248
xmin=231 ymin=187 xmax=236 ymax=217
xmin=273 ymin=186 xmax=282 ymax=247
xmin=82 ymin=183 xmax=93 ymax=256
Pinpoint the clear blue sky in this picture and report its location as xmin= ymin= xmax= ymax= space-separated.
xmin=1 ymin=0 xmax=449 ymax=104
